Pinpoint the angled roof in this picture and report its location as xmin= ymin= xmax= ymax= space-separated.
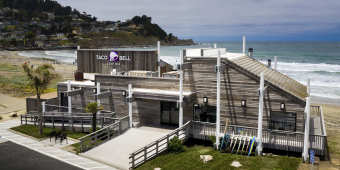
xmin=228 ymin=55 xmax=308 ymax=101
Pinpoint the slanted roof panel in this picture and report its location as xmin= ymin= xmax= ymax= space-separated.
xmin=229 ymin=56 xmax=308 ymax=101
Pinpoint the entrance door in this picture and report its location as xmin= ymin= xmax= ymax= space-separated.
xmin=161 ymin=102 xmax=179 ymax=126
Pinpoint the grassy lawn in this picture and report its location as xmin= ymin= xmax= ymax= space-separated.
xmin=0 ymin=63 xmax=63 ymax=97
xmin=10 ymin=124 xmax=88 ymax=140
xmin=136 ymin=145 xmax=301 ymax=170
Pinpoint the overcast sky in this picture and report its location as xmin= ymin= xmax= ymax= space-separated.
xmin=56 ymin=0 xmax=340 ymax=41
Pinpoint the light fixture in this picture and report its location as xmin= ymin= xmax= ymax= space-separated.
xmin=280 ymin=103 xmax=285 ymax=110
xmin=203 ymin=97 xmax=208 ymax=103
xmin=241 ymin=100 xmax=246 ymax=107
xmin=93 ymin=88 xmax=97 ymax=94
xmin=122 ymin=91 xmax=126 ymax=96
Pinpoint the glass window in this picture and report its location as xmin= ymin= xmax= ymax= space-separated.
xmin=193 ymin=104 xmax=216 ymax=123
xmin=269 ymin=111 xmax=296 ymax=132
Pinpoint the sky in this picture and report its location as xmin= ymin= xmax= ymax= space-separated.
xmin=56 ymin=0 xmax=340 ymax=41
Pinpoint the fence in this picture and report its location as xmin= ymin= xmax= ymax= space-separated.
xmin=129 ymin=121 xmax=326 ymax=169
xmin=78 ymin=115 xmax=130 ymax=152
xmin=21 ymin=113 xmax=118 ymax=132
xmin=129 ymin=121 xmax=191 ymax=168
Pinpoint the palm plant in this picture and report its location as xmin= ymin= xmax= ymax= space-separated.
xmin=22 ymin=64 xmax=61 ymax=134
xmin=84 ymin=102 xmax=103 ymax=132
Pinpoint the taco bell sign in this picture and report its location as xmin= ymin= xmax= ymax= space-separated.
xmin=109 ymin=51 xmax=119 ymax=62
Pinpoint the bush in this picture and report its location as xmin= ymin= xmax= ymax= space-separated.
xmin=168 ymin=136 xmax=187 ymax=154
xmin=0 ymin=116 xmax=2 ymax=120
xmin=208 ymin=135 xmax=223 ymax=148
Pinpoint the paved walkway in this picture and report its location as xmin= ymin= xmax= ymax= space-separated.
xmin=0 ymin=93 xmax=26 ymax=114
xmin=0 ymin=120 xmax=116 ymax=170
xmin=82 ymin=125 xmax=174 ymax=170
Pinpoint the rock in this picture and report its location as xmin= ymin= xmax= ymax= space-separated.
xmin=154 ymin=168 xmax=161 ymax=170
xmin=230 ymin=161 xmax=242 ymax=167
xmin=9 ymin=112 xmax=17 ymax=117
xmin=200 ymin=155 xmax=213 ymax=163
xmin=331 ymin=159 xmax=340 ymax=166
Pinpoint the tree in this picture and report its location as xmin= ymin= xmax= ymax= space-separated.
xmin=84 ymin=102 xmax=103 ymax=132
xmin=22 ymin=64 xmax=61 ymax=134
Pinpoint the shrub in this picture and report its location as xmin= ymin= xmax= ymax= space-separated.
xmin=0 ymin=116 xmax=2 ymax=120
xmin=168 ymin=136 xmax=187 ymax=154
xmin=208 ymin=135 xmax=223 ymax=148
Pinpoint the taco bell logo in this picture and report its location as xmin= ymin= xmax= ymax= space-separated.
xmin=109 ymin=51 xmax=119 ymax=62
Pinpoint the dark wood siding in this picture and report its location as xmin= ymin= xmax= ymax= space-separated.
xmin=77 ymin=50 xmax=158 ymax=74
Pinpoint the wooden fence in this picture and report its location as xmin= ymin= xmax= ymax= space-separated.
xmin=21 ymin=113 xmax=118 ymax=132
xmin=129 ymin=121 xmax=326 ymax=169
xmin=79 ymin=115 xmax=130 ymax=152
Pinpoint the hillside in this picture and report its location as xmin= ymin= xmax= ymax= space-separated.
xmin=0 ymin=0 xmax=194 ymax=49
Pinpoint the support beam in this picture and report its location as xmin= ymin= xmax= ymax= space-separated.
xmin=67 ymin=80 xmax=72 ymax=113
xmin=94 ymin=91 xmax=112 ymax=101
xmin=215 ymin=50 xmax=221 ymax=149
xmin=128 ymin=84 xmax=133 ymax=128
xmin=66 ymin=89 xmax=83 ymax=96
xmin=97 ymin=83 xmax=100 ymax=114
xmin=157 ymin=41 xmax=161 ymax=77
xmin=257 ymin=72 xmax=264 ymax=156
xmin=274 ymin=56 xmax=277 ymax=70
xmin=303 ymin=97 xmax=311 ymax=162
xmin=243 ymin=36 xmax=246 ymax=54
xmin=42 ymin=102 xmax=45 ymax=113
xmin=307 ymin=78 xmax=310 ymax=96
xmin=179 ymin=50 xmax=184 ymax=127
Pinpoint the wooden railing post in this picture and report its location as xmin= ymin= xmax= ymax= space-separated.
xmin=52 ymin=114 xmax=55 ymax=129
xmin=81 ymin=117 xmax=84 ymax=132
xmin=203 ymin=124 xmax=206 ymax=140
xmin=156 ymin=140 xmax=159 ymax=155
xmin=287 ymin=134 xmax=289 ymax=151
xmin=80 ymin=140 xmax=83 ymax=153
xmin=62 ymin=116 xmax=65 ymax=131
xmin=95 ymin=132 xmax=97 ymax=146
xmin=71 ymin=117 xmax=74 ymax=132
xmin=42 ymin=116 xmax=45 ymax=127
xmin=34 ymin=115 xmax=36 ymax=126
xmin=144 ymin=146 xmax=147 ymax=162
xmin=101 ymin=117 xmax=104 ymax=129
xmin=25 ymin=115 xmax=27 ymax=124
xmin=20 ymin=115 xmax=22 ymax=124
xmin=131 ymin=153 xmax=135 ymax=169
xmin=269 ymin=131 xmax=271 ymax=149
xmin=167 ymin=134 xmax=170 ymax=153
xmin=107 ymin=126 xmax=110 ymax=140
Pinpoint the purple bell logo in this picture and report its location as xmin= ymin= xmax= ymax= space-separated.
xmin=109 ymin=51 xmax=119 ymax=62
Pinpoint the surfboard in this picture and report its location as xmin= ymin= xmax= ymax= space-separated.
xmin=220 ymin=119 xmax=229 ymax=152
xmin=236 ymin=134 xmax=244 ymax=154
xmin=228 ymin=134 xmax=235 ymax=153
xmin=248 ymin=136 xmax=256 ymax=156
xmin=241 ymin=133 xmax=248 ymax=154
xmin=231 ymin=135 xmax=239 ymax=153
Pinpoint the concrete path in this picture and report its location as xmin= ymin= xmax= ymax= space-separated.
xmin=0 ymin=120 xmax=116 ymax=170
xmin=82 ymin=125 xmax=174 ymax=170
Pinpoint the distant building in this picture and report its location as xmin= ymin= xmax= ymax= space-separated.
xmin=4 ymin=21 xmax=11 ymax=26
xmin=11 ymin=20 xmax=19 ymax=25
xmin=36 ymin=35 xmax=48 ymax=40
xmin=128 ymin=24 xmax=136 ymax=29
xmin=2 ymin=7 xmax=10 ymax=12
xmin=56 ymin=33 xmax=65 ymax=39
xmin=35 ymin=41 xmax=44 ymax=48
xmin=12 ymin=9 xmax=19 ymax=13
xmin=0 ymin=22 xmax=5 ymax=29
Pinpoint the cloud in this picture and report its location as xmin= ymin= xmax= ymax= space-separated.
xmin=56 ymin=0 xmax=340 ymax=40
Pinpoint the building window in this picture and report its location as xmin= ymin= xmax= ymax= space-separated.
xmin=193 ymin=104 xmax=216 ymax=123
xmin=269 ymin=111 xmax=297 ymax=132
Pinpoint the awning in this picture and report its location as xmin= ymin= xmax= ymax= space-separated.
xmin=131 ymin=88 xmax=196 ymax=102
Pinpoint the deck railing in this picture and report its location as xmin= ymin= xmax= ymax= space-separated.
xmin=21 ymin=113 xmax=118 ymax=132
xmin=311 ymin=105 xmax=327 ymax=136
xmin=129 ymin=121 xmax=326 ymax=169
xmin=78 ymin=115 xmax=130 ymax=153
xmin=129 ymin=121 xmax=191 ymax=168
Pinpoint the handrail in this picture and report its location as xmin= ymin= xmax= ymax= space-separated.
xmin=319 ymin=105 xmax=327 ymax=136
xmin=78 ymin=115 xmax=130 ymax=153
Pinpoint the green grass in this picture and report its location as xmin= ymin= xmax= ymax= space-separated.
xmin=0 ymin=63 xmax=22 ymax=72
xmin=136 ymin=145 xmax=301 ymax=170
xmin=10 ymin=124 xmax=88 ymax=140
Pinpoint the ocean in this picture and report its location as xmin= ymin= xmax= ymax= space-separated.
xmin=18 ymin=41 xmax=340 ymax=99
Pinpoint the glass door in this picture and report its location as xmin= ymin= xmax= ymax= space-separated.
xmin=161 ymin=102 xmax=179 ymax=126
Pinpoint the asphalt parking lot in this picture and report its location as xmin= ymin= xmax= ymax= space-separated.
xmin=0 ymin=137 xmax=82 ymax=170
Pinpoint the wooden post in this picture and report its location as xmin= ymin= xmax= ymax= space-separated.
xmin=25 ymin=115 xmax=27 ymax=124
xmin=43 ymin=115 xmax=45 ymax=127
xmin=269 ymin=131 xmax=271 ymax=149
xmin=20 ymin=115 xmax=22 ymax=124
xmin=62 ymin=116 xmax=64 ymax=131
xmin=131 ymin=153 xmax=135 ymax=169
xmin=52 ymin=116 xmax=55 ymax=129
xmin=167 ymin=134 xmax=169 ymax=153
xmin=287 ymin=134 xmax=289 ymax=151
xmin=80 ymin=140 xmax=83 ymax=153
xmin=101 ymin=117 xmax=104 ymax=128
xmin=107 ymin=127 xmax=110 ymax=140
xmin=95 ymin=132 xmax=97 ymax=146
xmin=34 ymin=115 xmax=36 ymax=126
xmin=71 ymin=117 xmax=74 ymax=132
xmin=203 ymin=124 xmax=206 ymax=140
xmin=156 ymin=140 xmax=159 ymax=155
xmin=144 ymin=146 xmax=147 ymax=162
xmin=81 ymin=117 xmax=84 ymax=132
